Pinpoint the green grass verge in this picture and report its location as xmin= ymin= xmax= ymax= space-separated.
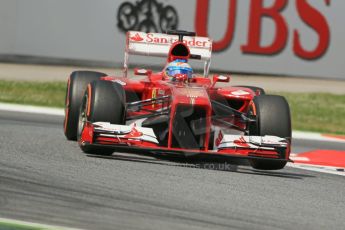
xmin=0 ymin=221 xmax=44 ymax=230
xmin=0 ymin=80 xmax=66 ymax=108
xmin=271 ymin=92 xmax=345 ymax=135
xmin=0 ymin=80 xmax=344 ymax=135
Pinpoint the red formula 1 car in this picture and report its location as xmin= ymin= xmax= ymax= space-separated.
xmin=64 ymin=30 xmax=291 ymax=170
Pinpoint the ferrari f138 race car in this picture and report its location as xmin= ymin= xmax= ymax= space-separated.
xmin=64 ymin=30 xmax=291 ymax=170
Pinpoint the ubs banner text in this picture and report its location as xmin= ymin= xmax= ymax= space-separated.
xmin=0 ymin=0 xmax=343 ymax=78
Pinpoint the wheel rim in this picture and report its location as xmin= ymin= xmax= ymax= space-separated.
xmin=77 ymin=94 xmax=88 ymax=141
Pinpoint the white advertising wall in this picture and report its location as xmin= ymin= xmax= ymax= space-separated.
xmin=0 ymin=0 xmax=344 ymax=79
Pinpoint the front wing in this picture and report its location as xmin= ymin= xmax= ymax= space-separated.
xmin=80 ymin=122 xmax=291 ymax=163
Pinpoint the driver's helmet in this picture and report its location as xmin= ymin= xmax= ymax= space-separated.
xmin=164 ymin=59 xmax=193 ymax=81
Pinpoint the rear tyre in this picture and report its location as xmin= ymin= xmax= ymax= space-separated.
xmin=234 ymin=85 xmax=265 ymax=96
xmin=78 ymin=80 xmax=126 ymax=155
xmin=248 ymin=95 xmax=291 ymax=170
xmin=64 ymin=71 xmax=107 ymax=140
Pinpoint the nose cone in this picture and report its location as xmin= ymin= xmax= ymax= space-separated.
xmin=172 ymin=87 xmax=211 ymax=106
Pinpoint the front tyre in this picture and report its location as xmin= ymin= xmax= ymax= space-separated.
xmin=78 ymin=80 xmax=126 ymax=155
xmin=249 ymin=95 xmax=291 ymax=170
xmin=64 ymin=71 xmax=107 ymax=140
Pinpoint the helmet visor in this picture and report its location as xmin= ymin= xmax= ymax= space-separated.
xmin=166 ymin=67 xmax=193 ymax=79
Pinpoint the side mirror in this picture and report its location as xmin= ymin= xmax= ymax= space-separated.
xmin=213 ymin=74 xmax=230 ymax=83
xmin=212 ymin=74 xmax=230 ymax=88
xmin=134 ymin=68 xmax=152 ymax=76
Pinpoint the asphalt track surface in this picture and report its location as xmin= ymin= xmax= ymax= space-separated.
xmin=1 ymin=111 xmax=345 ymax=230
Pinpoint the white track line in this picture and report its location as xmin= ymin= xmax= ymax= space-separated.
xmin=0 ymin=217 xmax=82 ymax=230
xmin=287 ymin=163 xmax=345 ymax=176
xmin=289 ymin=153 xmax=345 ymax=176
xmin=292 ymin=130 xmax=345 ymax=143
xmin=0 ymin=102 xmax=64 ymax=116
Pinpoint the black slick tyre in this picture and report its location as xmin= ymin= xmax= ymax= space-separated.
xmin=78 ymin=80 xmax=126 ymax=155
xmin=248 ymin=95 xmax=291 ymax=170
xmin=64 ymin=71 xmax=107 ymax=140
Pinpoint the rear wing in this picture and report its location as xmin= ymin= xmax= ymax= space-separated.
xmin=124 ymin=31 xmax=213 ymax=77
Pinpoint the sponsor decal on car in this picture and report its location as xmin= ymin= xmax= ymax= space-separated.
xmin=152 ymin=88 xmax=157 ymax=108
xmin=233 ymin=136 xmax=250 ymax=148
xmin=158 ymin=89 xmax=165 ymax=96
xmin=189 ymin=95 xmax=198 ymax=105
xmin=130 ymin=33 xmax=144 ymax=42
xmin=124 ymin=126 xmax=143 ymax=138
xmin=129 ymin=32 xmax=211 ymax=48
xmin=215 ymin=131 xmax=223 ymax=147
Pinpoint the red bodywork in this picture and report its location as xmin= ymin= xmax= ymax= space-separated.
xmin=79 ymin=31 xmax=290 ymax=164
